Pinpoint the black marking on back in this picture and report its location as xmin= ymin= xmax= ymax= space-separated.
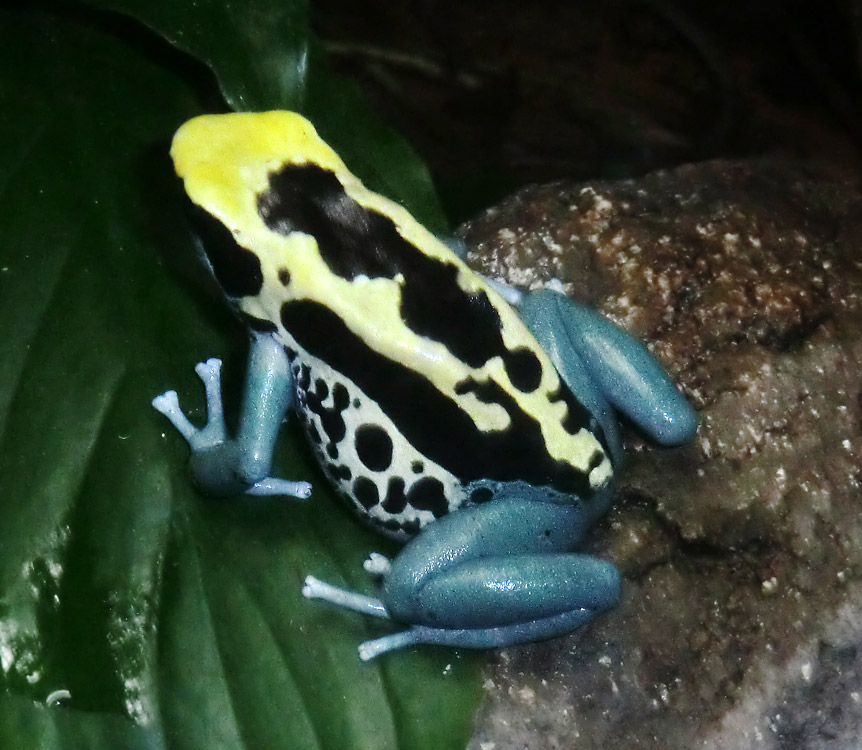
xmin=548 ymin=386 xmax=597 ymax=438
xmin=376 ymin=517 xmax=421 ymax=536
xmin=188 ymin=203 xmax=263 ymax=298
xmin=258 ymin=165 xmax=397 ymax=280
xmin=239 ymin=312 xmax=278 ymax=334
xmin=382 ymin=477 xmax=407 ymax=514
xmin=504 ymin=348 xmax=543 ymax=392
xmin=355 ymin=424 xmax=393 ymax=472
xmin=335 ymin=464 xmax=352 ymax=480
xmin=298 ymin=368 xmax=350 ymax=459
xmin=257 ymin=164 xmax=540 ymax=373
xmin=352 ymin=477 xmax=379 ymax=509
xmin=406 ymin=477 xmax=448 ymax=517
xmin=281 ymin=299 xmax=599 ymax=497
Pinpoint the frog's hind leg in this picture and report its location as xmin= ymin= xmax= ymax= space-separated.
xmin=304 ymin=492 xmax=620 ymax=660
xmin=153 ymin=331 xmax=311 ymax=499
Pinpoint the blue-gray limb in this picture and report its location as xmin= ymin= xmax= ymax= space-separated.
xmin=519 ymin=288 xmax=698 ymax=452
xmin=305 ymin=494 xmax=620 ymax=660
xmin=358 ymin=609 xmax=597 ymax=661
xmin=152 ymin=332 xmax=311 ymax=499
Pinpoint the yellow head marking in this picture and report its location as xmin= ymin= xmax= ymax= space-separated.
xmin=171 ymin=111 xmax=611 ymax=488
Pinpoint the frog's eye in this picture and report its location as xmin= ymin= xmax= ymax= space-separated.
xmin=186 ymin=202 xmax=263 ymax=299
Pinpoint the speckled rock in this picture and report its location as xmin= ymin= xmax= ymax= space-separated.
xmin=460 ymin=160 xmax=862 ymax=750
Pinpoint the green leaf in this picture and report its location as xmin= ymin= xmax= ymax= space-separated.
xmin=0 ymin=694 xmax=163 ymax=750
xmin=83 ymin=0 xmax=447 ymax=232
xmin=0 ymin=3 xmax=480 ymax=750
xmin=85 ymin=0 xmax=311 ymax=113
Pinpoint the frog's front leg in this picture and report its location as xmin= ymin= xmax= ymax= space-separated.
xmin=519 ymin=288 xmax=699 ymax=454
xmin=304 ymin=488 xmax=620 ymax=660
xmin=153 ymin=332 xmax=311 ymax=499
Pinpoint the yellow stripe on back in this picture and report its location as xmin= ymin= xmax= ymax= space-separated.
xmin=171 ymin=111 xmax=611 ymax=487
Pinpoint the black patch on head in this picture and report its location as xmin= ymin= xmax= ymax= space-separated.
xmin=407 ymin=477 xmax=449 ymax=518
xmin=258 ymin=163 xmax=538 ymax=373
xmin=188 ymin=203 xmax=263 ymax=298
xmin=278 ymin=267 xmax=291 ymax=286
xmin=239 ymin=312 xmax=278 ymax=334
xmin=282 ymin=300 xmax=603 ymax=497
xmin=258 ymin=165 xmax=398 ymax=280
xmin=411 ymin=460 xmax=424 ymax=474
xmin=382 ymin=477 xmax=407 ymax=514
xmin=470 ymin=487 xmax=494 ymax=504
xmin=355 ymin=424 xmax=393 ymax=472
xmin=353 ymin=477 xmax=379 ymax=509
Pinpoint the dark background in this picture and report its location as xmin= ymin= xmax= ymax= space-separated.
xmin=314 ymin=0 xmax=862 ymax=221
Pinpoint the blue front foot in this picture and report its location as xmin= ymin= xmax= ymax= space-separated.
xmin=153 ymin=334 xmax=312 ymax=499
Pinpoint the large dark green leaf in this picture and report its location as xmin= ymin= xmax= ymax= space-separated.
xmin=85 ymin=0 xmax=447 ymax=232
xmin=0 ymin=3 xmax=480 ymax=749
xmin=86 ymin=0 xmax=311 ymax=113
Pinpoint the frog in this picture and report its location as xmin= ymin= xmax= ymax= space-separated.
xmin=153 ymin=111 xmax=698 ymax=661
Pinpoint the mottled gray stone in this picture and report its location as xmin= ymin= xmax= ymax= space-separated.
xmin=461 ymin=160 xmax=862 ymax=750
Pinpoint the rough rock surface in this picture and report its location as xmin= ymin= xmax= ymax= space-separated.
xmin=460 ymin=160 xmax=862 ymax=750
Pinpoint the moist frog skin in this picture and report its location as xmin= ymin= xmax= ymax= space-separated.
xmin=153 ymin=111 xmax=698 ymax=660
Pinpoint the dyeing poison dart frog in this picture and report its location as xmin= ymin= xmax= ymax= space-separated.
xmin=153 ymin=111 xmax=698 ymax=660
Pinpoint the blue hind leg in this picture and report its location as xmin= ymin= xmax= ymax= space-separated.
xmin=304 ymin=489 xmax=620 ymax=660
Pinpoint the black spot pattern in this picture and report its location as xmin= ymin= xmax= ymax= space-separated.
xmin=257 ymin=164 xmax=542 ymax=373
xmin=382 ymin=477 xmax=407 ymax=514
xmin=188 ymin=203 xmax=263 ymax=298
xmin=376 ymin=517 xmax=420 ymax=536
xmin=329 ymin=464 xmax=352 ymax=481
xmin=281 ymin=300 xmax=602 ymax=497
xmin=548 ymin=386 xmax=595 ymax=436
xmin=296 ymin=366 xmax=350 ymax=462
xmin=278 ymin=267 xmax=291 ymax=286
xmin=313 ymin=378 xmax=329 ymax=401
xmin=411 ymin=460 xmax=424 ymax=474
xmin=353 ymin=477 xmax=379 ymax=509
xmin=504 ymin=348 xmax=543 ymax=392
xmin=355 ymin=424 xmax=393 ymax=472
xmin=470 ymin=487 xmax=494 ymax=504
xmin=406 ymin=477 xmax=448 ymax=518
xmin=239 ymin=312 xmax=278 ymax=334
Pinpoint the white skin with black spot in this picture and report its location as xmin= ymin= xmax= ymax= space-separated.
xmin=292 ymin=348 xmax=466 ymax=538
